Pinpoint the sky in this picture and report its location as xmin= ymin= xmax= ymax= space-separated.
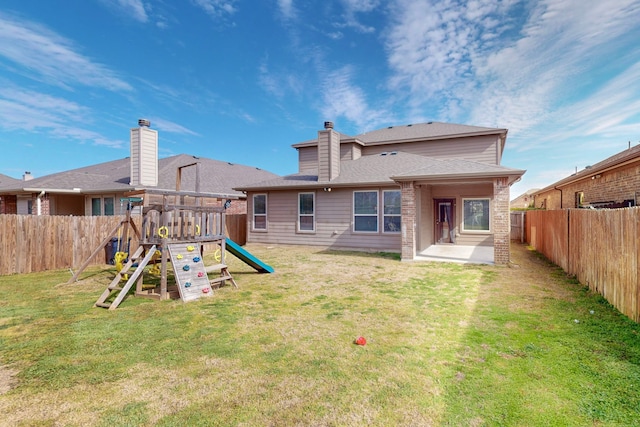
xmin=1 ymin=0 xmax=639 ymax=198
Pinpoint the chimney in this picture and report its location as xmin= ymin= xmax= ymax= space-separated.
xmin=130 ymin=119 xmax=158 ymax=187
xmin=23 ymin=171 xmax=33 ymax=181
xmin=318 ymin=121 xmax=340 ymax=181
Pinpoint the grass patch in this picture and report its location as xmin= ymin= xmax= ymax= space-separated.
xmin=1 ymin=243 xmax=640 ymax=426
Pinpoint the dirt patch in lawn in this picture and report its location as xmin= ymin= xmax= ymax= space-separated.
xmin=0 ymin=364 xmax=18 ymax=395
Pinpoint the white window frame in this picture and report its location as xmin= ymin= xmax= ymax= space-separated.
xmin=252 ymin=194 xmax=267 ymax=231
xmin=461 ymin=198 xmax=491 ymax=233
xmin=382 ymin=190 xmax=401 ymax=233
xmin=298 ymin=192 xmax=315 ymax=233
xmin=353 ymin=190 xmax=379 ymax=233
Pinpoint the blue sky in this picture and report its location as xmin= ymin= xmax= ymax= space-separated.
xmin=1 ymin=0 xmax=639 ymax=198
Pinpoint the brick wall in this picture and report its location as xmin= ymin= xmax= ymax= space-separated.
xmin=562 ymin=163 xmax=639 ymax=208
xmin=493 ymin=177 xmax=510 ymax=265
xmin=535 ymin=162 xmax=640 ymax=209
xmin=400 ymin=181 xmax=416 ymax=261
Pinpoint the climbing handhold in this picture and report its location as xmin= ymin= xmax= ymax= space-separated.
xmin=185 ymin=282 xmax=192 ymax=288
xmin=176 ymin=254 xmax=183 ymax=260
xmin=183 ymin=265 xmax=190 ymax=271
xmin=202 ymin=287 xmax=210 ymax=293
xmin=187 ymin=245 xmax=195 ymax=252
xmin=193 ymin=256 xmax=201 ymax=262
xmin=197 ymin=272 xmax=204 ymax=277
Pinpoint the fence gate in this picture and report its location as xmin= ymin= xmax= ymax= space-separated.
xmin=510 ymin=211 xmax=526 ymax=243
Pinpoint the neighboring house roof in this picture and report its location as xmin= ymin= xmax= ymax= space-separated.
xmin=535 ymin=144 xmax=640 ymax=194
xmin=293 ymin=122 xmax=507 ymax=150
xmin=510 ymin=188 xmax=540 ymax=203
xmin=0 ymin=154 xmax=279 ymax=198
xmin=235 ymin=151 xmax=525 ymax=191
xmin=0 ymin=173 xmax=21 ymax=190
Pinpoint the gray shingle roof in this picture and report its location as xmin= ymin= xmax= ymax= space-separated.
xmin=535 ymin=143 xmax=640 ymax=193
xmin=0 ymin=173 xmax=21 ymax=190
xmin=235 ymin=152 xmax=524 ymax=190
xmin=1 ymin=154 xmax=279 ymax=197
xmin=353 ymin=122 xmax=506 ymax=143
xmin=292 ymin=122 xmax=506 ymax=148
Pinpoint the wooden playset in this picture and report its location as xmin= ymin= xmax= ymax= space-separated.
xmin=68 ymin=189 xmax=240 ymax=310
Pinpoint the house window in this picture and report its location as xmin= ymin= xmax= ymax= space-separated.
xmin=383 ymin=190 xmax=401 ymax=233
xmin=354 ymin=191 xmax=378 ymax=232
xmin=462 ymin=198 xmax=490 ymax=232
xmin=253 ymin=194 xmax=267 ymax=230
xmin=575 ymin=191 xmax=584 ymax=208
xmin=298 ymin=192 xmax=315 ymax=232
xmin=91 ymin=196 xmax=115 ymax=216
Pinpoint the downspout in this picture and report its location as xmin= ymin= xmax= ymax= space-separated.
xmin=36 ymin=190 xmax=45 ymax=216
xmin=554 ymin=186 xmax=563 ymax=209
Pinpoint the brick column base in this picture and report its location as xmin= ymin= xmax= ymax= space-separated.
xmin=400 ymin=181 xmax=416 ymax=261
xmin=493 ymin=178 xmax=510 ymax=265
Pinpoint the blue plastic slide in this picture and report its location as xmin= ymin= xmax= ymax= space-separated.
xmin=225 ymin=238 xmax=274 ymax=273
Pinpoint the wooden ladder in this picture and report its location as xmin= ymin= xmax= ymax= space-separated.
xmin=95 ymin=245 xmax=158 ymax=310
xmin=205 ymin=263 xmax=238 ymax=289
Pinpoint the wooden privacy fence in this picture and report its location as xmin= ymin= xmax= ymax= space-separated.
xmin=526 ymin=208 xmax=640 ymax=322
xmin=0 ymin=214 xmax=246 ymax=276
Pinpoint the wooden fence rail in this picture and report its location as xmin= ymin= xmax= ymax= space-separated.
xmin=0 ymin=214 xmax=246 ymax=276
xmin=526 ymin=208 xmax=640 ymax=322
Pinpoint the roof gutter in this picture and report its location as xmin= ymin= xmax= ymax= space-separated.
xmin=23 ymin=187 xmax=82 ymax=193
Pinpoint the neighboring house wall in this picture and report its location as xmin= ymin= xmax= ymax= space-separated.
xmin=534 ymin=145 xmax=640 ymax=210
xmin=535 ymin=163 xmax=640 ymax=210
xmin=247 ymin=187 xmax=402 ymax=251
xmin=0 ymin=195 xmax=17 ymax=214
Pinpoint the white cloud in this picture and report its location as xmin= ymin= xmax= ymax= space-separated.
xmin=113 ymin=0 xmax=148 ymax=22
xmin=320 ymin=66 xmax=388 ymax=130
xmin=151 ymin=118 xmax=200 ymax=136
xmin=192 ymin=0 xmax=237 ymax=18
xmin=383 ymin=0 xmax=640 ymax=144
xmin=0 ymin=12 xmax=132 ymax=92
xmin=277 ymin=0 xmax=297 ymax=21
xmin=0 ymin=86 xmax=123 ymax=148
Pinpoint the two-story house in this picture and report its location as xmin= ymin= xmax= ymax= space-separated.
xmin=235 ymin=121 xmax=525 ymax=264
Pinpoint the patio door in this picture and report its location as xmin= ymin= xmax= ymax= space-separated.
xmin=435 ymin=199 xmax=455 ymax=244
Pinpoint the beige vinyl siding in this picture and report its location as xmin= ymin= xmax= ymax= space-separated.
xmin=318 ymin=129 xmax=340 ymax=181
xmin=362 ymin=135 xmax=499 ymax=165
xmin=246 ymin=188 xmax=402 ymax=252
xmin=298 ymin=147 xmax=317 ymax=173
xmin=340 ymin=143 xmax=362 ymax=161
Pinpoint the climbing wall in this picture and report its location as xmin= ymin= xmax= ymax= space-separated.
xmin=167 ymin=243 xmax=212 ymax=302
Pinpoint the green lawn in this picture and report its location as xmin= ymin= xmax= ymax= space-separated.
xmin=1 ymin=243 xmax=639 ymax=426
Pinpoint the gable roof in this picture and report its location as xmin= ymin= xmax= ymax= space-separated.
xmin=235 ymin=151 xmax=524 ymax=191
xmin=0 ymin=173 xmax=21 ymax=190
xmin=0 ymin=154 xmax=279 ymax=198
xmin=535 ymin=143 xmax=640 ymax=193
xmin=354 ymin=122 xmax=506 ymax=144
xmin=292 ymin=122 xmax=507 ymax=149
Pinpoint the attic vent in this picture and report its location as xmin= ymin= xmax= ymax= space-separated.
xmin=324 ymin=121 xmax=334 ymax=129
xmin=380 ymin=152 xmax=388 ymax=156
xmin=407 ymin=124 xmax=412 ymax=127
xmin=427 ymin=121 xmax=433 ymax=124
xmin=228 ymin=162 xmax=234 ymax=165
xmin=390 ymin=151 xmax=397 ymax=155
xmin=138 ymin=118 xmax=151 ymax=127
xmin=387 ymin=126 xmax=393 ymax=129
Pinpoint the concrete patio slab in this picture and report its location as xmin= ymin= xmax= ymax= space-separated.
xmin=415 ymin=245 xmax=494 ymax=265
